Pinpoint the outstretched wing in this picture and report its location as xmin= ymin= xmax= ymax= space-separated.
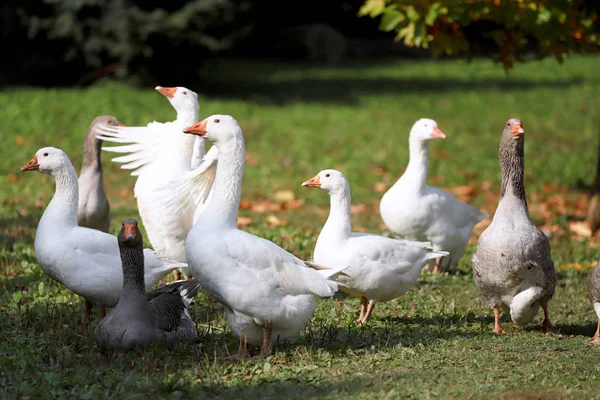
xmin=96 ymin=121 xmax=178 ymax=176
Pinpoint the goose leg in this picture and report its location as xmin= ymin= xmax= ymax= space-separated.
xmin=431 ymin=257 xmax=443 ymax=274
xmin=492 ymin=305 xmax=506 ymax=334
xmin=260 ymin=322 xmax=273 ymax=357
xmin=361 ymin=301 xmax=376 ymax=325
xmin=238 ymin=336 xmax=250 ymax=359
xmin=540 ymin=302 xmax=561 ymax=335
xmin=589 ymin=319 xmax=600 ymax=344
xmin=98 ymin=304 xmax=106 ymax=321
xmin=83 ymin=300 xmax=92 ymax=328
xmin=356 ymin=297 xmax=368 ymax=324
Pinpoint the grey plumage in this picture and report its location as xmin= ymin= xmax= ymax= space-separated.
xmin=472 ymin=118 xmax=557 ymax=333
xmin=95 ymin=219 xmax=200 ymax=351
xmin=78 ymin=115 xmax=121 ymax=233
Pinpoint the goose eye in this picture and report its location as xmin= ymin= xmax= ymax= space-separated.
xmin=325 ymin=173 xmax=330 ymax=178
xmin=214 ymin=119 xmax=220 ymax=123
xmin=507 ymin=123 xmax=510 ymax=127
xmin=43 ymin=152 xmax=48 ymax=157
xmin=183 ymin=91 xmax=187 ymax=95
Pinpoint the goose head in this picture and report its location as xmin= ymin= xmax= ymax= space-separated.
xmin=155 ymin=86 xmax=198 ymax=115
xmin=118 ymin=218 xmax=143 ymax=248
xmin=302 ymin=169 xmax=348 ymax=196
xmin=409 ymin=118 xmax=446 ymax=142
xmin=183 ymin=115 xmax=242 ymax=145
xmin=21 ymin=147 xmax=71 ymax=175
xmin=501 ymin=118 xmax=524 ymax=142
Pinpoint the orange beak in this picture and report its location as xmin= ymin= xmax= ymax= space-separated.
xmin=116 ymin=121 xmax=125 ymax=127
xmin=123 ymin=223 xmax=137 ymax=241
xmin=155 ymin=86 xmax=177 ymax=99
xmin=301 ymin=175 xmax=321 ymax=188
xmin=21 ymin=155 xmax=40 ymax=172
xmin=183 ymin=119 xmax=208 ymax=136
xmin=431 ymin=126 xmax=446 ymax=139
xmin=512 ymin=123 xmax=524 ymax=137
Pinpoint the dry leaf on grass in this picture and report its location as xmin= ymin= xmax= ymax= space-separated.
xmin=272 ymin=189 xmax=295 ymax=202
xmin=236 ymin=216 xmax=252 ymax=228
xmin=374 ymin=182 xmax=387 ymax=193
xmin=350 ymin=204 xmax=368 ymax=215
xmin=266 ymin=214 xmax=286 ymax=227
xmin=567 ymin=221 xmax=591 ymax=237
xmin=558 ymin=261 xmax=596 ymax=271
xmin=15 ymin=136 xmax=25 ymax=146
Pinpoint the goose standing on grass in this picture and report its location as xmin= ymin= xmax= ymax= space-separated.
xmin=587 ymin=261 xmax=600 ymax=344
xmin=176 ymin=115 xmax=344 ymax=357
xmin=78 ymin=115 xmax=122 ymax=233
xmin=379 ymin=118 xmax=488 ymax=274
xmin=302 ymin=169 xmax=448 ymax=324
xmin=95 ymin=219 xmax=200 ymax=351
xmin=96 ymin=86 xmax=217 ymax=279
xmin=472 ymin=118 xmax=558 ymax=335
xmin=21 ymin=147 xmax=186 ymax=327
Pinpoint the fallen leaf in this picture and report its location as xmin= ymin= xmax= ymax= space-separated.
xmin=245 ymin=152 xmax=257 ymax=167
xmin=568 ymin=221 xmax=591 ymax=237
xmin=34 ymin=199 xmax=45 ymax=209
xmin=558 ymin=261 xmax=595 ymax=271
xmin=429 ymin=176 xmax=446 ymax=185
xmin=236 ymin=216 xmax=252 ymax=228
xmin=431 ymin=148 xmax=451 ymax=159
xmin=15 ymin=136 xmax=25 ymax=146
xmin=350 ymin=204 xmax=368 ymax=215
xmin=273 ymin=190 xmax=295 ymax=202
xmin=374 ymin=182 xmax=387 ymax=193
xmin=266 ymin=215 xmax=281 ymax=227
xmin=6 ymin=173 xmax=18 ymax=183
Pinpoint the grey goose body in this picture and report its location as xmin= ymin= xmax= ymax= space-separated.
xmin=95 ymin=219 xmax=200 ymax=351
xmin=472 ymin=118 xmax=557 ymax=334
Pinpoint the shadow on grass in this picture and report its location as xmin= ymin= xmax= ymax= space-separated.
xmin=203 ymin=75 xmax=586 ymax=106
xmin=0 ymin=211 xmax=42 ymax=249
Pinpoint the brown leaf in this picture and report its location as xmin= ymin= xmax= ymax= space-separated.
xmin=15 ymin=136 xmax=25 ymax=146
xmin=429 ymin=176 xmax=446 ymax=185
xmin=6 ymin=173 xmax=19 ymax=183
xmin=350 ymin=204 xmax=368 ymax=215
xmin=374 ymin=182 xmax=387 ymax=193
xmin=236 ymin=216 xmax=252 ymax=228
xmin=431 ymin=148 xmax=451 ymax=159
xmin=245 ymin=152 xmax=257 ymax=167
xmin=34 ymin=199 xmax=45 ymax=209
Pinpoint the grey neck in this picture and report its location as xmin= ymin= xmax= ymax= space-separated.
xmin=119 ymin=245 xmax=146 ymax=296
xmin=81 ymin=125 xmax=103 ymax=173
xmin=499 ymin=136 xmax=527 ymax=206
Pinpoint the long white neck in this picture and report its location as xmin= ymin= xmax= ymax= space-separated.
xmin=399 ymin=136 xmax=429 ymax=190
xmin=199 ymin=138 xmax=245 ymax=228
xmin=43 ymin=162 xmax=80 ymax=227
xmin=175 ymin=106 xmax=199 ymax=127
xmin=319 ymin=184 xmax=353 ymax=244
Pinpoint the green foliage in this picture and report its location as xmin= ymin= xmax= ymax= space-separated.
xmin=2 ymin=56 xmax=600 ymax=397
xmin=2 ymin=0 xmax=251 ymax=85
xmin=359 ymin=0 xmax=599 ymax=71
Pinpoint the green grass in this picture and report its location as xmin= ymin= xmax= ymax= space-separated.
xmin=2 ymin=55 xmax=600 ymax=399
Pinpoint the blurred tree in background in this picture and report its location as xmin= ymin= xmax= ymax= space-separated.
xmin=359 ymin=0 xmax=600 ymax=71
xmin=1 ymin=0 xmax=251 ymax=86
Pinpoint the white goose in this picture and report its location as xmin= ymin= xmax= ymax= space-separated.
xmin=96 ymin=86 xmax=217 ymax=278
xmin=175 ymin=115 xmax=344 ymax=357
xmin=21 ymin=147 xmax=186 ymax=326
xmin=380 ymin=118 xmax=488 ymax=273
xmin=302 ymin=169 xmax=448 ymax=324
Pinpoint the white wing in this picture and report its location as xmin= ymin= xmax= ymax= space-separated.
xmin=155 ymin=145 xmax=219 ymax=220
xmin=96 ymin=121 xmax=178 ymax=176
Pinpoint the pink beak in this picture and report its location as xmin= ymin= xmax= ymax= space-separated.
xmin=431 ymin=126 xmax=446 ymax=139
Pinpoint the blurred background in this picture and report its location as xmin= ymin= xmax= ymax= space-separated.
xmin=2 ymin=0 xmax=598 ymax=88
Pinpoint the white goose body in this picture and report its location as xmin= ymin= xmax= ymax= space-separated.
xmin=179 ymin=116 xmax=342 ymax=350
xmin=303 ymin=169 xmax=447 ymax=323
xmin=22 ymin=147 xmax=185 ymax=307
xmin=380 ymin=118 xmax=488 ymax=271
xmin=96 ymin=87 xmax=217 ymax=264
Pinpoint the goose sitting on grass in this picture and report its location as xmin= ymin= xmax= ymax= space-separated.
xmin=95 ymin=218 xmax=200 ymax=352
xmin=302 ymin=169 xmax=448 ymax=324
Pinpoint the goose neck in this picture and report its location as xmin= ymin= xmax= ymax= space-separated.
xmin=119 ymin=245 xmax=146 ymax=296
xmin=176 ymin=107 xmax=199 ymax=127
xmin=403 ymin=137 xmax=429 ymax=189
xmin=201 ymin=138 xmax=245 ymax=228
xmin=321 ymin=185 xmax=352 ymax=242
xmin=45 ymin=162 xmax=80 ymax=226
xmin=81 ymin=129 xmax=103 ymax=173
xmin=499 ymin=139 xmax=527 ymax=206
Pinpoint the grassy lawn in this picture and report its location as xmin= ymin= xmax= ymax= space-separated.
xmin=1 ymin=55 xmax=600 ymax=398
